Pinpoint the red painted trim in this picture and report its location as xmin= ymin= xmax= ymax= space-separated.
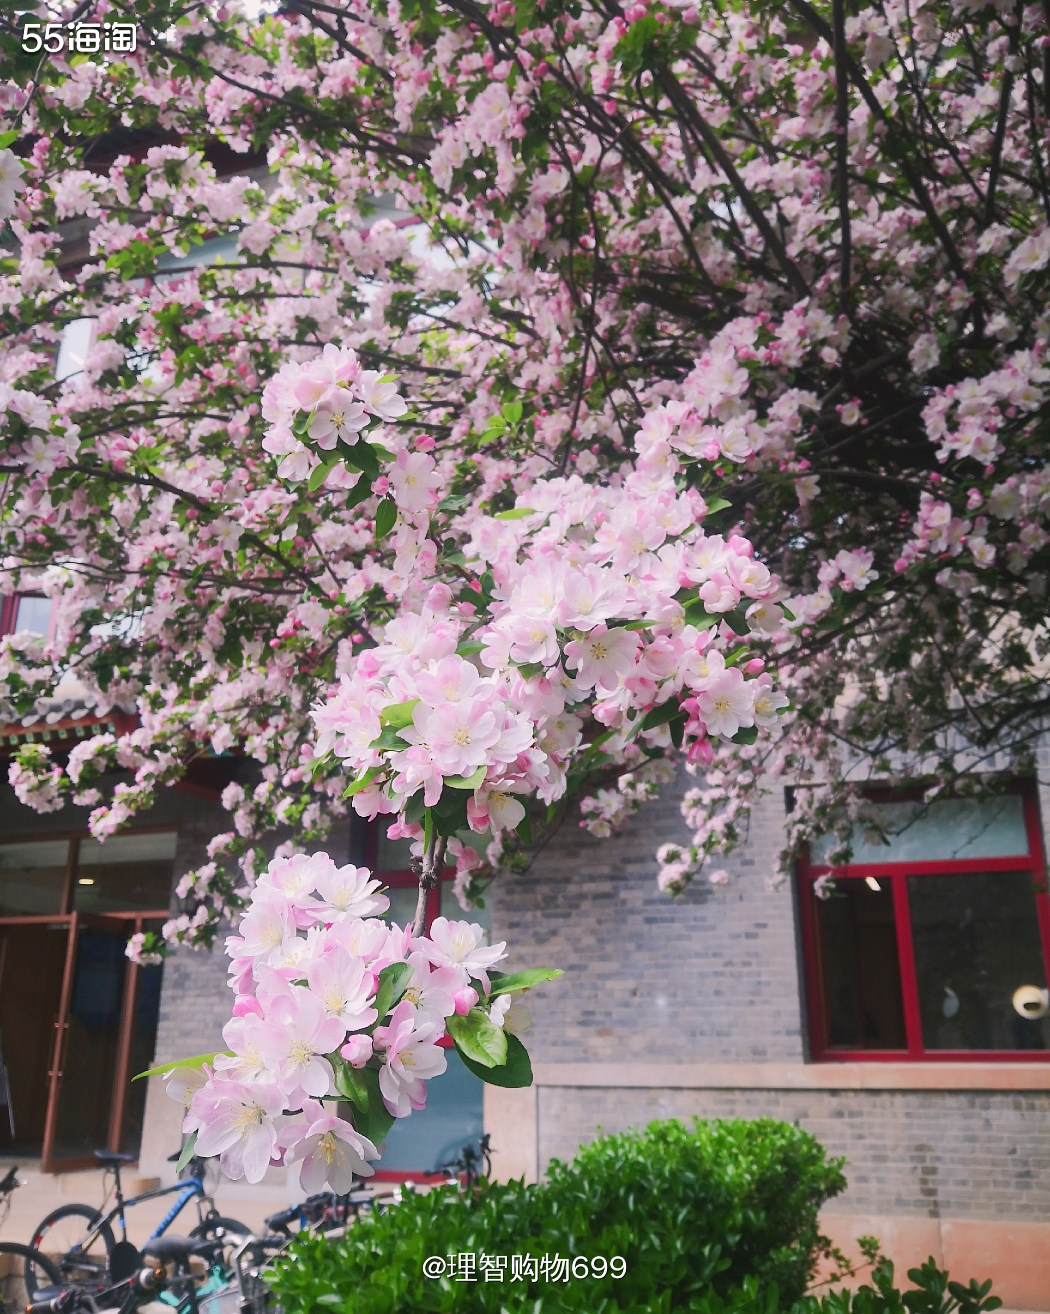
xmin=798 ymin=782 xmax=1050 ymax=1063
xmin=891 ymin=871 xmax=924 ymax=1057
xmin=370 ymin=1169 xmax=453 ymax=1184
xmin=807 ymin=854 xmax=1032 ymax=878
xmin=0 ymin=595 xmax=18 ymax=634
xmin=814 ymin=1049 xmax=1050 ymax=1063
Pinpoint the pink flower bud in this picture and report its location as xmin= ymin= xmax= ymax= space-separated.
xmin=744 ymin=658 xmax=765 ymax=674
xmin=232 ymin=995 xmax=263 ymax=1018
xmin=340 ymin=1034 xmax=373 ymax=1068
xmin=453 ymin=987 xmax=479 ymax=1016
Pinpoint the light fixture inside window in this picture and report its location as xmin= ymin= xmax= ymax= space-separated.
xmin=78 ymin=878 xmax=95 ymax=886
xmin=864 ymin=876 xmax=881 ymax=891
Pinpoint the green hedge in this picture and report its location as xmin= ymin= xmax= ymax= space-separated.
xmin=266 ymin=1117 xmax=846 ymax=1313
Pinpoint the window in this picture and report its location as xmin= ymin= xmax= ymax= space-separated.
xmin=367 ymin=825 xmax=488 ymax=1178
xmin=799 ymin=787 xmax=1050 ymax=1060
xmin=0 ymin=593 xmax=54 ymax=639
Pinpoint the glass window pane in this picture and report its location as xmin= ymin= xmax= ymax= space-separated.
xmin=14 ymin=596 xmax=52 ymax=637
xmin=74 ymin=832 xmax=177 ymax=912
xmin=814 ymin=879 xmax=907 ymax=1050
xmin=375 ymin=830 xmax=415 ymax=873
xmin=383 ymin=885 xmax=418 ymax=929
xmin=810 ymin=795 xmax=1028 ymax=866
xmin=374 ymin=1047 xmax=483 ymax=1171
xmin=908 ymin=871 xmax=1050 ymax=1051
xmin=0 ymin=840 xmax=69 ymax=915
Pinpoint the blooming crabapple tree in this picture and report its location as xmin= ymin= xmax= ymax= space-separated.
xmin=1 ymin=0 xmax=1049 ymax=945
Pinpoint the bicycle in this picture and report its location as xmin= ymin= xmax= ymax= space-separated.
xmin=426 ymin=1133 xmax=492 ymax=1190
xmin=22 ymin=1241 xmax=227 ymax=1314
xmin=262 ymin=1186 xmax=378 ymax=1238
xmin=24 ymin=1150 xmax=249 ymax=1301
xmin=1 ymin=1242 xmax=61 ymax=1314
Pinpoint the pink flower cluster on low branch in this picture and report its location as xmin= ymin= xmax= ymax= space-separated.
xmin=160 ymin=850 xmax=548 ymax=1185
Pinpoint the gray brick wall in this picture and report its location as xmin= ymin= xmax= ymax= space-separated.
xmin=491 ymin=777 xmax=805 ymax=1063
xmin=492 ymin=768 xmax=1050 ymax=1224
xmin=535 ymin=1085 xmax=1050 ymax=1220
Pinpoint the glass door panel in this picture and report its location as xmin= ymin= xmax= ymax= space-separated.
xmin=908 ymin=871 xmax=1050 ymax=1051
xmin=42 ymin=914 xmax=130 ymax=1170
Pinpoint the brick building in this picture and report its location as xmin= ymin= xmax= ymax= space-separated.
xmin=2 ymin=586 xmax=1049 ymax=1302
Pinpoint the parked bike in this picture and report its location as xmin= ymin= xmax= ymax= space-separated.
xmin=24 ymin=1150 xmax=249 ymax=1301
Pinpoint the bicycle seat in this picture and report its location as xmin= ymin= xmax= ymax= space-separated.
xmin=141 ymin=1237 xmax=215 ymax=1265
xmin=93 ymin=1150 xmax=136 ymax=1166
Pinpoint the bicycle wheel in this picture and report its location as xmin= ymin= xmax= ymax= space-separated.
xmin=27 ymin=1203 xmax=115 ymax=1297
xmin=1 ymin=1241 xmax=61 ymax=1314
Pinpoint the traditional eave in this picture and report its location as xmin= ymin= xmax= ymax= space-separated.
xmin=0 ymin=704 xmax=138 ymax=755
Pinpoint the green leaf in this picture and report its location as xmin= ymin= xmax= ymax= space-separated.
xmin=343 ymin=765 xmax=383 ymax=798
xmin=456 ymin=640 xmax=486 ymax=656
xmin=0 ymin=131 xmax=17 ymax=150
xmin=373 ymin=960 xmax=414 ymax=1023
xmin=622 ymin=619 xmax=657 ymax=630
xmin=375 ymin=497 xmax=397 ymax=539
xmin=134 ymin=1051 xmax=229 ymax=1081
xmin=732 ymin=725 xmax=759 ymax=745
xmin=501 ymin=401 xmax=524 ymax=423
xmin=447 ymin=1009 xmax=508 ymax=1069
xmin=368 ymin=726 xmax=411 ymax=751
xmin=705 ymin=497 xmax=732 ymax=515
xmin=351 ymin=1067 xmax=397 ymax=1146
xmin=516 ymin=808 xmax=533 ymax=844
xmin=175 ymin=1134 xmax=199 ymax=1171
xmin=641 ymin=701 xmax=681 ymax=732
xmin=493 ymin=507 xmax=536 ymax=520
xmin=307 ymin=455 xmax=341 ymax=491
xmin=330 ymin=1054 xmax=369 ymax=1111
xmin=445 ymin=765 xmax=486 ymax=790
xmin=432 ymin=788 xmax=469 ymax=836
xmin=457 ymin=1033 xmax=534 ymax=1088
xmin=487 ymin=968 xmax=562 ymax=997
xmin=722 ymin=606 xmax=751 ymax=634
xmin=342 ymin=442 xmax=381 ymax=481
xmin=380 ymin=699 xmax=419 ymax=729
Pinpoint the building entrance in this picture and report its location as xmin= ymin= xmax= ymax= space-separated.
xmin=0 ymin=831 xmax=173 ymax=1170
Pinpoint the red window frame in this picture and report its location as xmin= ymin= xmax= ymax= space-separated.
xmin=798 ymin=782 xmax=1050 ymax=1062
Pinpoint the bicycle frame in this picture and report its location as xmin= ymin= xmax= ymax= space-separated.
xmin=91 ymin=1177 xmax=208 ymax=1244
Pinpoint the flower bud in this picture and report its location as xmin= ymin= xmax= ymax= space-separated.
xmin=340 ymin=1034 xmax=373 ymax=1068
xmin=453 ymin=986 xmax=479 ymax=1016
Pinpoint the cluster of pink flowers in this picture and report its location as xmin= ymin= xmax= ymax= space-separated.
xmin=166 ymin=851 xmax=509 ymax=1188
xmin=260 ymin=343 xmax=407 ymax=484
xmin=262 ymin=345 xmax=793 ymax=877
